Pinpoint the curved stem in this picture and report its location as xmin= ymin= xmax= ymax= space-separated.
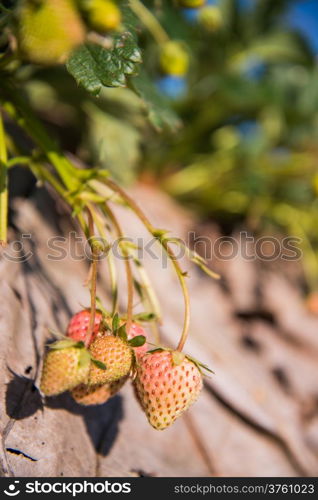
xmin=88 ymin=204 xmax=119 ymax=315
xmin=29 ymin=161 xmax=68 ymax=199
xmin=103 ymin=203 xmax=134 ymax=332
xmin=133 ymin=257 xmax=161 ymax=344
xmin=86 ymin=208 xmax=98 ymax=347
xmin=129 ymin=0 xmax=169 ymax=45
xmin=1 ymin=88 xmax=80 ymax=190
xmin=101 ymin=178 xmax=190 ymax=351
xmin=0 ymin=111 xmax=8 ymax=246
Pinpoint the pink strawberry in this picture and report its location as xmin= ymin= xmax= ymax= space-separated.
xmin=134 ymin=350 xmax=203 ymax=430
xmin=67 ymin=309 xmax=102 ymax=343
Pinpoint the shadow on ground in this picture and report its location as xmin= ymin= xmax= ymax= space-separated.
xmin=5 ymin=373 xmax=123 ymax=457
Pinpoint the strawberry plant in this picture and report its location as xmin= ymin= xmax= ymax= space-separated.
xmin=0 ymin=0 xmax=219 ymax=429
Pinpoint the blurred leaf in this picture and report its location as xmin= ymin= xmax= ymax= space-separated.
xmin=247 ymin=32 xmax=311 ymax=64
xmin=85 ymin=101 xmax=141 ymax=183
xmin=132 ymin=70 xmax=181 ymax=132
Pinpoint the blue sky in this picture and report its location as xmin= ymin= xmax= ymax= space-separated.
xmin=286 ymin=0 xmax=318 ymax=53
xmin=238 ymin=0 xmax=318 ymax=54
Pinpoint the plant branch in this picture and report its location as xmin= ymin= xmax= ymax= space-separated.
xmin=103 ymin=203 xmax=134 ymax=332
xmin=101 ymin=178 xmax=190 ymax=351
xmin=1 ymin=86 xmax=80 ymax=191
xmin=0 ymin=110 xmax=8 ymax=246
xmin=133 ymin=256 xmax=161 ymax=344
xmin=88 ymin=204 xmax=119 ymax=316
xmin=129 ymin=0 xmax=169 ymax=45
xmin=86 ymin=207 xmax=98 ymax=347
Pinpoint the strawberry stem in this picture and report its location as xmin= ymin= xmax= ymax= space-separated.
xmin=101 ymin=178 xmax=190 ymax=352
xmin=87 ymin=204 xmax=118 ymax=315
xmin=86 ymin=207 xmax=98 ymax=347
xmin=0 ymin=111 xmax=8 ymax=246
xmin=133 ymin=256 xmax=161 ymax=344
xmin=103 ymin=203 xmax=134 ymax=333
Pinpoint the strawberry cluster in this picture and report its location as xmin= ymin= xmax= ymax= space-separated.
xmin=39 ymin=309 xmax=207 ymax=430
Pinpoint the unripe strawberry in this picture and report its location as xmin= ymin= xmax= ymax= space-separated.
xmin=88 ymin=334 xmax=133 ymax=385
xmin=67 ymin=309 xmax=102 ymax=344
xmin=178 ymin=0 xmax=205 ymax=7
xmin=40 ymin=341 xmax=91 ymax=396
xmin=198 ymin=6 xmax=223 ymax=31
xmin=71 ymin=376 xmax=128 ymax=405
xmin=17 ymin=0 xmax=85 ymax=65
xmin=134 ymin=350 xmax=203 ymax=430
xmin=159 ymin=41 xmax=189 ymax=77
xmin=86 ymin=0 xmax=121 ymax=32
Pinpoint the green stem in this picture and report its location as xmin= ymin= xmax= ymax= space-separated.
xmin=102 ymin=178 xmax=190 ymax=352
xmin=29 ymin=161 xmax=68 ymax=199
xmin=88 ymin=204 xmax=119 ymax=316
xmin=0 ymin=110 xmax=8 ymax=246
xmin=129 ymin=0 xmax=169 ymax=45
xmin=1 ymin=86 xmax=79 ymax=191
xmin=133 ymin=257 xmax=161 ymax=344
xmin=86 ymin=207 xmax=98 ymax=347
xmin=103 ymin=203 xmax=134 ymax=332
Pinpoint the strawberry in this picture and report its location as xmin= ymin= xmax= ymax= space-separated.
xmin=67 ymin=309 xmax=102 ymax=343
xmin=88 ymin=334 xmax=133 ymax=385
xmin=134 ymin=350 xmax=203 ymax=430
xmin=128 ymin=323 xmax=148 ymax=358
xmin=159 ymin=41 xmax=189 ymax=77
xmin=178 ymin=0 xmax=205 ymax=7
xmin=198 ymin=6 xmax=223 ymax=31
xmin=71 ymin=376 xmax=128 ymax=406
xmin=86 ymin=0 xmax=122 ymax=32
xmin=17 ymin=0 xmax=85 ymax=65
xmin=40 ymin=340 xmax=91 ymax=396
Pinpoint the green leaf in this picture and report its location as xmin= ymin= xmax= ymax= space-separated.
xmin=186 ymin=354 xmax=215 ymax=376
xmin=133 ymin=312 xmax=157 ymax=322
xmin=91 ymin=358 xmax=107 ymax=370
xmin=101 ymin=319 xmax=112 ymax=332
xmin=112 ymin=313 xmax=120 ymax=333
xmin=49 ymin=339 xmax=84 ymax=350
xmin=133 ymin=278 xmax=144 ymax=299
xmin=66 ymin=33 xmax=142 ymax=95
xmin=128 ymin=335 xmax=146 ymax=347
xmin=147 ymin=348 xmax=164 ymax=354
xmin=117 ymin=324 xmax=128 ymax=341
xmin=131 ymin=70 xmax=181 ymax=132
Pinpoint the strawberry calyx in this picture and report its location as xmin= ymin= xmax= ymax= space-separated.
xmin=90 ymin=358 xmax=107 ymax=370
xmin=48 ymin=339 xmax=85 ymax=350
xmin=146 ymin=345 xmax=214 ymax=376
xmin=132 ymin=312 xmax=157 ymax=322
xmin=110 ymin=312 xmax=146 ymax=347
xmin=128 ymin=335 xmax=146 ymax=347
xmin=47 ymin=339 xmax=107 ymax=370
